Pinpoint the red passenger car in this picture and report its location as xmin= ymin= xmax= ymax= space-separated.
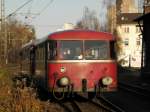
xmin=20 ymin=30 xmax=117 ymax=99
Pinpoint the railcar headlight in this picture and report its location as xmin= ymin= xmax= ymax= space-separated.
xmin=58 ymin=76 xmax=70 ymax=87
xmin=60 ymin=67 xmax=66 ymax=73
xmin=102 ymin=76 xmax=113 ymax=86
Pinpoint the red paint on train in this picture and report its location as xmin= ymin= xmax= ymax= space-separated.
xmin=48 ymin=61 xmax=117 ymax=91
xmin=49 ymin=30 xmax=114 ymax=40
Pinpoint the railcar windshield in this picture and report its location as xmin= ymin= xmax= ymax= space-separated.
xmin=84 ymin=40 xmax=109 ymax=60
xmin=48 ymin=40 xmax=115 ymax=60
xmin=59 ymin=40 xmax=83 ymax=60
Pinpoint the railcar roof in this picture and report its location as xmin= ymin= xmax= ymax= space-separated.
xmin=22 ymin=30 xmax=115 ymax=47
xmin=21 ymin=40 xmax=34 ymax=49
xmin=48 ymin=30 xmax=114 ymax=40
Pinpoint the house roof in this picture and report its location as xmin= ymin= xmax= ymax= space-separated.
xmin=134 ymin=12 xmax=150 ymax=21
xmin=117 ymin=13 xmax=143 ymax=24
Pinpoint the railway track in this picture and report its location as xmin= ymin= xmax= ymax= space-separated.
xmin=75 ymin=94 xmax=125 ymax=112
xmin=54 ymin=82 xmax=150 ymax=112
xmin=119 ymin=82 xmax=150 ymax=99
xmin=55 ymin=93 xmax=119 ymax=112
xmin=75 ymin=95 xmax=108 ymax=112
xmin=96 ymin=94 xmax=125 ymax=112
xmin=56 ymin=99 xmax=81 ymax=112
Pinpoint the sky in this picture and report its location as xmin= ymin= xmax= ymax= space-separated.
xmin=5 ymin=0 xmax=115 ymax=38
xmin=5 ymin=0 xmax=112 ymax=38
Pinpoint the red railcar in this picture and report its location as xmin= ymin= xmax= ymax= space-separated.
xmin=20 ymin=30 xmax=117 ymax=99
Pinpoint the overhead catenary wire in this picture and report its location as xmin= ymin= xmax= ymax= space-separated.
xmin=27 ymin=0 xmax=34 ymax=13
xmin=26 ymin=0 xmax=35 ymax=17
xmin=23 ymin=0 xmax=54 ymax=20
xmin=38 ymin=0 xmax=54 ymax=15
xmin=34 ymin=24 xmax=63 ymax=27
xmin=6 ymin=0 xmax=34 ymax=19
xmin=8 ymin=0 xmax=55 ymax=26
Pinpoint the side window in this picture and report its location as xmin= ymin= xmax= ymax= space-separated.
xmin=40 ymin=47 xmax=42 ymax=60
xmin=41 ymin=46 xmax=45 ymax=60
xmin=30 ymin=47 xmax=35 ymax=60
xmin=35 ymin=44 xmax=45 ymax=61
xmin=36 ymin=47 xmax=40 ymax=60
xmin=39 ymin=48 xmax=42 ymax=60
xmin=48 ymin=41 xmax=57 ymax=60
xmin=42 ymin=47 xmax=44 ymax=60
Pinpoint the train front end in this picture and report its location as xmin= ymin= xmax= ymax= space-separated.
xmin=48 ymin=60 xmax=117 ymax=93
xmin=47 ymin=32 xmax=117 ymax=94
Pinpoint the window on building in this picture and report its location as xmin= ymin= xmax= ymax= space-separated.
xmin=124 ymin=38 xmax=129 ymax=46
xmin=124 ymin=27 xmax=129 ymax=33
xmin=136 ymin=37 xmax=140 ymax=46
xmin=126 ymin=27 xmax=129 ymax=33
xmin=136 ymin=27 xmax=141 ymax=33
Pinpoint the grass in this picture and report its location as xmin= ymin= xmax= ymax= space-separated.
xmin=0 ymin=67 xmax=64 ymax=112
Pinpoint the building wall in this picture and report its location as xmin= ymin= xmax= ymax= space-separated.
xmin=121 ymin=0 xmax=138 ymax=13
xmin=117 ymin=24 xmax=142 ymax=67
xmin=116 ymin=0 xmax=138 ymax=13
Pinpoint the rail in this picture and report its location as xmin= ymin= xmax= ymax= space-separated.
xmin=119 ymin=82 xmax=150 ymax=99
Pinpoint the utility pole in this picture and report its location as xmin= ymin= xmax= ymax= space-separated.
xmin=0 ymin=0 xmax=4 ymax=30
xmin=0 ymin=0 xmax=7 ymax=65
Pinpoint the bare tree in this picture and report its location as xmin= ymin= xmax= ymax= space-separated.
xmin=76 ymin=7 xmax=101 ymax=31
xmin=106 ymin=4 xmax=124 ymax=65
xmin=107 ymin=5 xmax=116 ymax=33
xmin=0 ymin=17 xmax=35 ymax=65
